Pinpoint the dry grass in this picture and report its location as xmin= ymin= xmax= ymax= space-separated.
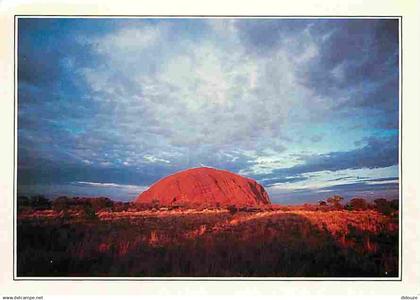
xmin=17 ymin=207 xmax=398 ymax=277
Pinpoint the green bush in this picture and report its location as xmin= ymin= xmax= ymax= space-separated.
xmin=374 ymin=198 xmax=393 ymax=216
xmin=349 ymin=198 xmax=368 ymax=210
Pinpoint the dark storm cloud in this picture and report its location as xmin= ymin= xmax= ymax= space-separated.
xmin=320 ymin=181 xmax=398 ymax=193
xmin=259 ymin=135 xmax=398 ymax=186
xmin=236 ymin=19 xmax=310 ymax=53
xmin=18 ymin=163 xmax=171 ymax=186
xmin=364 ymin=177 xmax=399 ymax=183
xmin=302 ymin=19 xmax=398 ymax=91
xmin=260 ymin=176 xmax=309 ymax=186
xmin=238 ymin=18 xmax=399 ymax=128
xmin=17 ymin=18 xmax=399 ymax=202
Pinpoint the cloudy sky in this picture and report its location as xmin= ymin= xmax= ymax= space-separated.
xmin=17 ymin=18 xmax=399 ymax=203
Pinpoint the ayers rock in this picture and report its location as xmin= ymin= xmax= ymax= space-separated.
xmin=135 ymin=167 xmax=271 ymax=208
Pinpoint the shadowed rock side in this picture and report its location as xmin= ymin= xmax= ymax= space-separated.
xmin=135 ymin=167 xmax=271 ymax=208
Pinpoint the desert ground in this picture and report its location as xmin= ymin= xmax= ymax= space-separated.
xmin=17 ymin=197 xmax=399 ymax=277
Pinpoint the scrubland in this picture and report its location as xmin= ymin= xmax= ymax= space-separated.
xmin=17 ymin=199 xmax=399 ymax=277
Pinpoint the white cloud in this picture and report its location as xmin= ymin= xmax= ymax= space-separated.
xmin=366 ymin=179 xmax=398 ymax=185
xmin=75 ymin=20 xmax=332 ymax=174
xmin=74 ymin=181 xmax=148 ymax=191
xmin=93 ymin=25 xmax=162 ymax=57
xmin=143 ymin=154 xmax=170 ymax=164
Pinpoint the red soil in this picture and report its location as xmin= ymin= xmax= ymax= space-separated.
xmin=135 ymin=167 xmax=271 ymax=208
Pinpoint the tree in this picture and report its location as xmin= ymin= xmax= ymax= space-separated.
xmin=89 ymin=197 xmax=113 ymax=211
xmin=52 ymin=196 xmax=71 ymax=212
xmin=374 ymin=198 xmax=393 ymax=215
xmin=82 ymin=203 xmax=97 ymax=220
xmin=113 ymin=201 xmax=130 ymax=212
xmin=326 ymin=195 xmax=344 ymax=209
xmin=349 ymin=198 xmax=368 ymax=210
xmin=390 ymin=199 xmax=399 ymax=211
xmin=25 ymin=195 xmax=51 ymax=210
xmin=17 ymin=196 xmax=32 ymax=211
xmin=319 ymin=201 xmax=327 ymax=206
xmin=344 ymin=203 xmax=353 ymax=211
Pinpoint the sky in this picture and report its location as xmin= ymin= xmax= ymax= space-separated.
xmin=17 ymin=18 xmax=400 ymax=204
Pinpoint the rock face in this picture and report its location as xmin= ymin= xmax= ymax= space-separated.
xmin=135 ymin=167 xmax=271 ymax=208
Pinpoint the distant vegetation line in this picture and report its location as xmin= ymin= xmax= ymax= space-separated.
xmin=17 ymin=194 xmax=399 ymax=216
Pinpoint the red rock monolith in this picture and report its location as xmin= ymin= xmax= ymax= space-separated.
xmin=135 ymin=167 xmax=271 ymax=208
